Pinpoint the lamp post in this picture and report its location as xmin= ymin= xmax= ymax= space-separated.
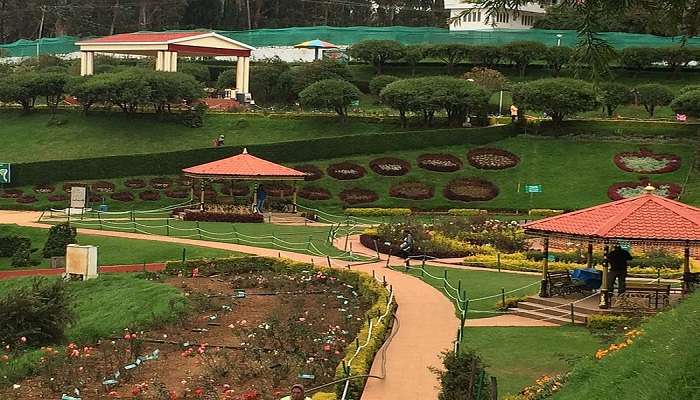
xmin=556 ymin=34 xmax=563 ymax=47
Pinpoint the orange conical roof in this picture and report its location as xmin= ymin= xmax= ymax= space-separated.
xmin=182 ymin=148 xmax=307 ymax=180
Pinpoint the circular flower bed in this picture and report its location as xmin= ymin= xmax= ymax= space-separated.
xmin=110 ymin=191 xmax=135 ymax=202
xmin=91 ymin=181 xmax=115 ymax=193
xmin=220 ymin=183 xmax=250 ymax=196
xmin=327 ymin=162 xmax=366 ymax=180
xmin=48 ymin=194 xmax=68 ymax=202
xmin=417 ymin=154 xmax=463 ymax=172
xmin=262 ymin=183 xmax=294 ymax=197
xmin=299 ymin=186 xmax=332 ymax=201
xmin=89 ymin=193 xmax=103 ymax=203
xmin=339 ymin=188 xmax=378 ymax=205
xmin=467 ymin=148 xmax=520 ymax=170
xmin=63 ymin=183 xmax=86 ymax=193
xmin=614 ymin=149 xmax=681 ymax=174
xmin=389 ymin=182 xmax=434 ymax=200
xmin=16 ymin=195 xmax=37 ymax=204
xmin=139 ymin=190 xmax=161 ymax=201
xmin=165 ymin=188 xmax=190 ymax=199
xmin=33 ymin=184 xmax=55 ymax=193
xmin=177 ymin=176 xmax=194 ymax=187
xmin=150 ymin=177 xmax=173 ymax=189
xmin=1 ymin=189 xmax=23 ymax=198
xmin=294 ymin=164 xmax=324 ymax=181
xmin=369 ymin=157 xmax=411 ymax=176
xmin=444 ymin=178 xmax=499 ymax=202
xmin=124 ymin=179 xmax=147 ymax=189
xmin=607 ymin=181 xmax=682 ymax=200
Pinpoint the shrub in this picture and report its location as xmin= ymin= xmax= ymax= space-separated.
xmin=1 ymin=189 xmax=23 ymax=198
xmin=433 ymin=350 xmax=493 ymax=400
xmin=619 ymin=47 xmax=661 ymax=70
xmin=327 ymin=162 xmax=366 ymax=180
xmin=299 ymin=79 xmax=362 ymax=122
xmin=463 ymin=67 xmax=506 ymax=93
xmin=110 ymin=191 xmax=135 ymax=202
xmin=0 ymin=278 xmax=75 ymax=345
xmin=425 ymin=43 xmax=470 ymax=74
xmin=298 ymin=186 xmax=331 ymax=201
xmin=496 ymin=295 xmax=529 ymax=311
xmin=467 ymin=148 xmax=520 ymax=170
xmin=447 ymin=209 xmax=487 ymax=216
xmin=47 ymin=194 xmax=68 ymax=202
xmin=670 ymin=89 xmax=700 ymax=117
xmin=444 ymin=178 xmax=499 ymax=202
xmin=348 ymin=40 xmax=405 ymax=74
xmin=124 ymin=179 xmax=146 ymax=189
xmin=11 ymin=242 xmax=33 ymax=268
xmin=659 ymin=46 xmax=693 ymax=76
xmin=294 ymin=164 xmax=324 ymax=181
xmin=468 ymin=45 xmax=502 ymax=67
xmin=680 ymin=85 xmax=700 ymax=94
xmin=16 ymin=195 xmax=37 ymax=204
xmin=0 ymin=236 xmax=31 ymax=257
xmin=138 ymin=190 xmax=161 ymax=201
xmin=512 ymin=78 xmax=597 ymax=124
xmin=369 ymin=75 xmax=400 ymax=95
xmin=345 ymin=208 xmax=411 ymax=217
xmin=389 ymin=181 xmax=434 ymax=200
xmin=369 ymin=157 xmax=410 ymax=176
xmin=544 ymin=46 xmax=573 ymax=76
xmin=178 ymin=62 xmax=211 ymax=83
xmin=587 ymin=314 xmax=632 ymax=331
xmin=182 ymin=211 xmax=264 ymax=223
xmin=250 ymin=57 xmax=291 ymax=103
xmin=635 ymin=84 xmax=674 ymax=118
xmin=417 ymin=154 xmax=463 ymax=172
xmin=502 ymin=41 xmax=547 ymax=77
xmin=42 ymin=223 xmax=76 ymax=258
xmin=599 ymin=82 xmax=632 ymax=117
xmin=528 ymin=209 xmax=564 ymax=217
xmin=339 ymin=188 xmax=378 ymax=205
xmin=403 ymin=44 xmax=425 ymax=76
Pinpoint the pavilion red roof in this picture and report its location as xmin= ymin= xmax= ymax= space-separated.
xmin=523 ymin=193 xmax=700 ymax=243
xmin=79 ymin=32 xmax=205 ymax=44
xmin=182 ymin=149 xmax=307 ymax=180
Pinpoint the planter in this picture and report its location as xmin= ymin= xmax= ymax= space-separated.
xmin=614 ymin=149 xmax=681 ymax=174
xmin=299 ymin=186 xmax=332 ymax=201
xmin=417 ymin=154 xmax=462 ymax=172
xmin=16 ymin=195 xmax=37 ymax=204
xmin=327 ymin=162 xmax=366 ymax=180
xmin=389 ymin=181 xmax=434 ymax=200
xmin=91 ymin=181 xmax=115 ymax=194
xmin=110 ymin=191 xmax=135 ymax=202
xmin=150 ymin=177 xmax=173 ymax=189
xmin=608 ymin=181 xmax=682 ymax=200
xmin=139 ymin=190 xmax=161 ymax=201
xmin=33 ymin=184 xmax=55 ymax=194
xmin=444 ymin=178 xmax=499 ymax=202
xmin=294 ymin=164 xmax=324 ymax=181
xmin=124 ymin=179 xmax=147 ymax=189
xmin=1 ymin=189 xmax=23 ymax=198
xmin=339 ymin=188 xmax=378 ymax=205
xmin=467 ymin=148 xmax=520 ymax=170
xmin=369 ymin=157 xmax=411 ymax=176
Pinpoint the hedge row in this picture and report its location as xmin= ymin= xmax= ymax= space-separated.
xmin=525 ymin=120 xmax=700 ymax=139
xmin=11 ymin=125 xmax=516 ymax=186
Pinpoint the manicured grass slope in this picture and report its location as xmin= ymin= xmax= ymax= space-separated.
xmin=552 ymin=291 xmax=700 ymax=400
xmin=0 ymin=224 xmax=236 ymax=269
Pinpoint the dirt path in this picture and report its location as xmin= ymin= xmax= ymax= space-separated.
xmin=0 ymin=211 xmax=458 ymax=400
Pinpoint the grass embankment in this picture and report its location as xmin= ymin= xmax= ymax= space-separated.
xmin=0 ymin=224 xmax=237 ymax=269
xmin=0 ymin=274 xmax=187 ymax=385
xmin=551 ymin=291 xmax=700 ymax=400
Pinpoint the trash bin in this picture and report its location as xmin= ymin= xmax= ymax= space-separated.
xmin=98 ymin=204 xmax=109 ymax=212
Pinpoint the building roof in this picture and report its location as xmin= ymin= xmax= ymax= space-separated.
xmin=523 ymin=192 xmax=700 ymax=244
xmin=182 ymin=148 xmax=307 ymax=180
xmin=78 ymin=31 xmax=206 ymax=44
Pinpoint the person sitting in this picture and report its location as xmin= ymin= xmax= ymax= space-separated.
xmin=280 ymin=384 xmax=312 ymax=400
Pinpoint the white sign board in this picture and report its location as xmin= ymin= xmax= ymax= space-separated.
xmin=65 ymin=244 xmax=98 ymax=280
xmin=70 ymin=187 xmax=87 ymax=208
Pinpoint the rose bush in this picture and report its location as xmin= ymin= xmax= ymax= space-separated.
xmin=327 ymin=162 xmax=366 ymax=180
xmin=91 ymin=181 xmax=115 ymax=194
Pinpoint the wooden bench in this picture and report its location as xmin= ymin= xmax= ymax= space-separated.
xmin=620 ymin=283 xmax=671 ymax=309
xmin=683 ymin=272 xmax=700 ymax=293
xmin=546 ymin=271 xmax=586 ymax=297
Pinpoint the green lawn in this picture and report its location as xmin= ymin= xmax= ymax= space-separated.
xmin=0 ymin=224 xmax=238 ymax=269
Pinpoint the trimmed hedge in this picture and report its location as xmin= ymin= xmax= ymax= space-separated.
xmin=182 ymin=210 xmax=264 ymax=223
xmin=345 ymin=208 xmax=411 ymax=217
xmin=9 ymin=125 xmax=516 ymax=186
xmin=525 ymin=120 xmax=699 ymax=139
xmin=447 ymin=208 xmax=487 ymax=216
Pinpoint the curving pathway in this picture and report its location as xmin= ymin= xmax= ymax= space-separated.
xmin=0 ymin=211 xmax=458 ymax=400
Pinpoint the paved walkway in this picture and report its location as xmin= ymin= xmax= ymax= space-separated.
xmin=0 ymin=211 xmax=458 ymax=400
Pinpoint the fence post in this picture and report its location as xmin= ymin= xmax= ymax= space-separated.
xmin=458 ymin=280 xmax=462 ymax=298
xmin=197 ymin=221 xmax=202 ymax=240
xmin=497 ymin=252 xmax=501 ymax=272
xmin=501 ymin=288 xmax=506 ymax=307
xmin=181 ymin=248 xmax=186 ymax=263
xmin=475 ymin=370 xmax=486 ymax=400
xmin=326 ymin=256 xmax=332 ymax=268
xmin=232 ymin=225 xmax=238 ymax=244
xmin=272 ymin=233 xmax=277 ymax=249
xmin=490 ymin=377 xmax=498 ymax=400
xmin=98 ymin=212 xmax=102 ymax=230
xmin=570 ymin=303 xmax=575 ymax=325
xmin=344 ymin=232 xmax=350 ymax=252
xmin=166 ymin=219 xmax=170 ymax=236
xmin=130 ymin=209 xmax=134 ymax=222
xmin=373 ymin=239 xmax=381 ymax=261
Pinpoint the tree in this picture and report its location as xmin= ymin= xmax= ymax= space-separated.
xmin=348 ymin=40 xmax=405 ymax=74
xmin=670 ymin=90 xmax=700 ymax=117
xmin=145 ymin=71 xmax=203 ymax=114
xmin=512 ymin=78 xmax=598 ymax=125
xmin=429 ymin=76 xmax=490 ymax=127
xmin=380 ymin=79 xmax=421 ymax=128
xmin=42 ymin=222 xmax=76 ymax=258
xmin=463 ymin=67 xmax=506 ymax=94
xmin=403 ymin=44 xmax=425 ymax=76
xmin=599 ymin=82 xmax=632 ymax=117
xmin=216 ymin=69 xmax=235 ymax=89
xmin=426 ymin=43 xmax=469 ymax=74
xmin=502 ymin=41 xmax=547 ymax=77
xmin=104 ymin=69 xmax=152 ymax=114
xmin=544 ymin=46 xmax=573 ymax=77
xmin=288 ymin=59 xmax=353 ymax=98
xmin=0 ymin=72 xmax=41 ymax=112
xmin=178 ymin=62 xmax=211 ymax=83
xmin=369 ymin=75 xmax=400 ymax=95
xmin=635 ymin=84 xmax=674 ymax=118
xmin=34 ymin=72 xmax=69 ymax=115
xmin=619 ymin=47 xmax=661 ymax=71
xmin=250 ymin=57 xmax=290 ymax=103
xmin=660 ymin=46 xmax=693 ymax=78
xmin=468 ymin=45 xmax=502 ymax=67
xmin=66 ymin=75 xmax=111 ymax=115
xmin=299 ymin=79 xmax=361 ymax=123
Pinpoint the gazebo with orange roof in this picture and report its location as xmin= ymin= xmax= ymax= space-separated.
xmin=523 ymin=186 xmax=700 ymax=308
xmin=182 ymin=148 xmax=307 ymax=212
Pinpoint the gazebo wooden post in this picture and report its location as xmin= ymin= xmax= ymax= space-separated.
xmin=252 ymin=183 xmax=258 ymax=213
xmin=292 ymin=183 xmax=298 ymax=213
xmin=199 ymin=179 xmax=205 ymax=211
xmin=540 ymin=236 xmax=550 ymax=297
xmin=683 ymin=241 xmax=691 ymax=294
xmin=586 ymin=241 xmax=594 ymax=268
xmin=599 ymin=242 xmax=611 ymax=309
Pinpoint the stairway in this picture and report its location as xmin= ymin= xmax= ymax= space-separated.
xmin=511 ymin=296 xmax=599 ymax=326
xmin=267 ymin=212 xmax=315 ymax=226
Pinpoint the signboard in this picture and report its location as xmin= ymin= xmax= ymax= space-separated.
xmin=70 ymin=187 xmax=87 ymax=209
xmin=0 ymin=163 xmax=10 ymax=184
xmin=524 ymin=184 xmax=543 ymax=193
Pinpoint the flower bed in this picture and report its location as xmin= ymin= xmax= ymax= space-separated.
xmin=298 ymin=186 xmax=332 ymax=200
xmin=33 ymin=184 xmax=55 ymax=193
xmin=150 ymin=177 xmax=173 ymax=189
xmin=444 ymin=178 xmax=499 ymax=202
xmin=262 ymin=183 xmax=294 ymax=197
xmin=48 ymin=194 xmax=68 ymax=202
xmin=177 ymin=176 xmax=194 ymax=187
xmin=91 ymin=181 xmax=115 ymax=194
xmin=339 ymin=188 xmax=378 ymax=205
xmin=614 ymin=149 xmax=681 ymax=174
xmin=1 ymin=189 xmax=23 ymax=198
xmin=88 ymin=193 xmax=103 ymax=203
xmin=220 ymin=183 xmax=250 ymax=196
xmin=124 ymin=179 xmax=147 ymax=189
xmin=294 ymin=164 xmax=324 ymax=181
xmin=327 ymin=162 xmax=366 ymax=180
xmin=110 ymin=191 xmax=135 ymax=202
xmin=608 ymin=181 xmax=682 ymax=200
xmin=16 ymin=195 xmax=37 ymax=204
xmin=467 ymin=148 xmax=520 ymax=170
xmin=345 ymin=208 xmax=411 ymax=217
xmin=62 ymin=183 xmax=86 ymax=193
xmin=139 ymin=190 xmax=161 ymax=201
xmin=165 ymin=188 xmax=190 ymax=199
xmin=417 ymin=154 xmax=462 ymax=172
xmin=389 ymin=181 xmax=434 ymax=200
xmin=369 ymin=157 xmax=411 ymax=176
xmin=183 ymin=210 xmax=264 ymax=223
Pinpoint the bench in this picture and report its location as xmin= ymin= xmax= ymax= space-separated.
xmin=546 ymin=271 xmax=586 ymax=297
xmin=683 ymin=272 xmax=700 ymax=293
xmin=620 ymin=283 xmax=671 ymax=309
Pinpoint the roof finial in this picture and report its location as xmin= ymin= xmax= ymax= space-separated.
xmin=643 ymin=185 xmax=655 ymax=195
xmin=242 ymin=147 xmax=248 ymax=154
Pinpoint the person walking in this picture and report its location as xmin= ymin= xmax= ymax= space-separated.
xmin=280 ymin=384 xmax=312 ymax=400
xmin=510 ymin=104 xmax=519 ymax=123
xmin=399 ymin=230 xmax=414 ymax=267
xmin=607 ymin=244 xmax=632 ymax=295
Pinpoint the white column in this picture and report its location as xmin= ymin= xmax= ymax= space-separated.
xmin=243 ymin=56 xmax=250 ymax=94
xmin=235 ymin=56 xmax=245 ymax=93
xmin=80 ymin=52 xmax=87 ymax=76
xmin=170 ymin=51 xmax=178 ymax=72
xmin=156 ymin=51 xmax=165 ymax=71
xmin=85 ymin=52 xmax=94 ymax=76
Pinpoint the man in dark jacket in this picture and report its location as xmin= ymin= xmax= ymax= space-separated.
xmin=607 ymin=244 xmax=632 ymax=294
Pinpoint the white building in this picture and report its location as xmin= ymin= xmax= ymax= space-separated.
xmin=445 ymin=1 xmax=552 ymax=30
